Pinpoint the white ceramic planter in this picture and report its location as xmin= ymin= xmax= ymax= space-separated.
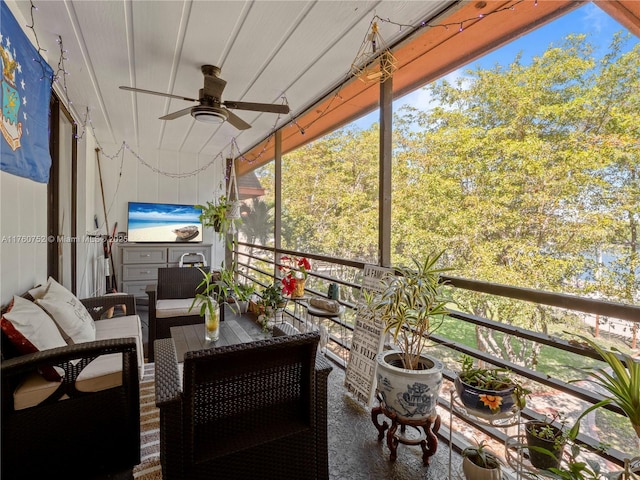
xmin=375 ymin=350 xmax=443 ymax=422
xmin=462 ymin=456 xmax=502 ymax=480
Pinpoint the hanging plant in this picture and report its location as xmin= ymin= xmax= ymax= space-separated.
xmin=196 ymin=194 xmax=234 ymax=236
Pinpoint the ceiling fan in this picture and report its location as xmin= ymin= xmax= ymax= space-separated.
xmin=119 ymin=65 xmax=290 ymax=130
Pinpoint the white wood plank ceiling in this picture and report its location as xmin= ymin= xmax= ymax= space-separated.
xmin=7 ymin=0 xmax=456 ymax=159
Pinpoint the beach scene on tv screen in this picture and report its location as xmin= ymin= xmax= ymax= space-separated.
xmin=127 ymin=203 xmax=203 ymax=242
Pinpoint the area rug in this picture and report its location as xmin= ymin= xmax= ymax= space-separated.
xmin=134 ymin=363 xmax=161 ymax=480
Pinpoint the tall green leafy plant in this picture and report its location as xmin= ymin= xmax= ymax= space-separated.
xmin=574 ymin=335 xmax=640 ymax=438
xmin=373 ymin=251 xmax=453 ymax=370
xmin=188 ymin=268 xmax=220 ymax=319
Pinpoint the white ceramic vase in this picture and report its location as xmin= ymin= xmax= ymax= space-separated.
xmin=375 ymin=350 xmax=443 ymax=422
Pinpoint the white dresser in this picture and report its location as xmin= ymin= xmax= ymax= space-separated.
xmin=118 ymin=243 xmax=212 ymax=298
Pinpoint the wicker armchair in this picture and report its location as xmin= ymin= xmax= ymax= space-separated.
xmin=1 ymin=294 xmax=140 ymax=480
xmin=155 ymin=331 xmax=332 ymax=480
xmin=146 ymin=266 xmax=223 ymax=362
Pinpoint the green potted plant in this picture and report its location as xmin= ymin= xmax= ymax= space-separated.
xmin=538 ymin=409 xmax=640 ymax=480
xmin=455 ymin=354 xmax=530 ymax=420
xmin=216 ymin=264 xmax=255 ymax=315
xmin=574 ymin=334 xmax=640 ymax=439
xmin=525 ymin=412 xmax=569 ymax=470
xmin=188 ymin=267 xmax=220 ymax=341
xmin=233 ymin=283 xmax=255 ymax=313
xmin=461 ymin=440 xmax=503 ymax=480
xmin=257 ymin=282 xmax=287 ymax=331
xmin=372 ymin=251 xmax=453 ymax=422
xmin=523 ymin=399 xmax=612 ymax=475
xmin=196 ymin=195 xmax=238 ymax=238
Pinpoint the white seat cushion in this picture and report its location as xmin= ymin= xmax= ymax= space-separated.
xmin=13 ymin=373 xmax=65 ymax=411
xmin=95 ymin=314 xmax=144 ymax=379
xmin=13 ymin=314 xmax=144 ymax=411
xmin=13 ymin=354 xmax=124 ymax=411
xmin=156 ymin=298 xmax=203 ymax=318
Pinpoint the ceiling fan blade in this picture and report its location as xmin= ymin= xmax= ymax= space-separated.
xmin=159 ymin=106 xmax=193 ymax=120
xmin=223 ymin=101 xmax=290 ymax=114
xmin=225 ymin=109 xmax=251 ymax=130
xmin=119 ymin=86 xmax=197 ymax=103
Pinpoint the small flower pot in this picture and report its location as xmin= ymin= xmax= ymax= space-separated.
xmin=292 ymin=277 xmax=306 ymax=298
xmin=454 ymin=376 xmax=518 ymax=420
xmin=462 ymin=456 xmax=502 ymax=480
xmin=525 ymin=421 xmax=565 ymax=470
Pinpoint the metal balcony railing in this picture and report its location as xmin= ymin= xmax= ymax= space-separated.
xmin=232 ymin=241 xmax=640 ymax=476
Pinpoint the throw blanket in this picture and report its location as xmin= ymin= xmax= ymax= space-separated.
xmin=309 ymin=297 xmax=340 ymax=313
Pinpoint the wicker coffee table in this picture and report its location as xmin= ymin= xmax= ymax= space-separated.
xmin=170 ymin=316 xmax=268 ymax=361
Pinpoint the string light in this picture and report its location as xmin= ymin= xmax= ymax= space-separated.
xmin=374 ymin=0 xmax=525 ymax=33
xmin=25 ymin=0 xmax=530 ymax=178
xmin=24 ymin=0 xmax=50 ymax=80
xmin=291 ymin=0 xmax=527 ymax=140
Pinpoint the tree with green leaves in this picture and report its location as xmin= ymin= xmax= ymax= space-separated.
xmin=257 ymin=32 xmax=639 ymax=365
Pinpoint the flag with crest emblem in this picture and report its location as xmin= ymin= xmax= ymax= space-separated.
xmin=0 ymin=1 xmax=53 ymax=183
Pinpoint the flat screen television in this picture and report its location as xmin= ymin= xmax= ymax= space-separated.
xmin=126 ymin=202 xmax=203 ymax=243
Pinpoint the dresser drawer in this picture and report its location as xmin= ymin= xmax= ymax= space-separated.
xmin=122 ymin=263 xmax=164 ymax=281
xmin=168 ymin=246 xmax=210 ymax=264
xmin=122 ymin=247 xmax=167 ymax=264
xmin=122 ymin=281 xmax=152 ymax=298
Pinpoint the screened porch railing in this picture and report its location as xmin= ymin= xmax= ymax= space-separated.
xmin=232 ymin=241 xmax=640 ymax=473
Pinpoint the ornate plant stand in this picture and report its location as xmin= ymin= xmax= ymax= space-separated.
xmin=371 ymin=395 xmax=441 ymax=466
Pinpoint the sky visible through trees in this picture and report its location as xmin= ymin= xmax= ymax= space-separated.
xmin=249 ymin=3 xmax=638 ymax=355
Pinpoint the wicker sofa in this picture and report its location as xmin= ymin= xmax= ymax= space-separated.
xmin=1 ymin=292 xmax=143 ymax=479
xmin=154 ymin=330 xmax=332 ymax=480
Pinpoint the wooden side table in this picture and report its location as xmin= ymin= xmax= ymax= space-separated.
xmin=371 ymin=396 xmax=441 ymax=466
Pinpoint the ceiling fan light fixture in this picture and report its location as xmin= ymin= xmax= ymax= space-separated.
xmin=191 ymin=106 xmax=228 ymax=124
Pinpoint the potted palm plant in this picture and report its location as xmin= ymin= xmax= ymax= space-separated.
xmin=455 ymin=354 xmax=530 ymax=420
xmin=372 ymin=251 xmax=453 ymax=422
xmin=461 ymin=440 xmax=503 ymax=480
xmin=188 ymin=267 xmax=220 ymax=341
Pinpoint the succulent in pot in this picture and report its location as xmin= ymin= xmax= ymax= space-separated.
xmin=525 ymin=413 xmax=568 ymax=470
xmin=455 ymin=355 xmax=530 ymax=420
xmin=524 ymin=399 xmax=611 ymax=475
xmin=373 ymin=251 xmax=453 ymax=422
xmin=461 ymin=440 xmax=503 ymax=480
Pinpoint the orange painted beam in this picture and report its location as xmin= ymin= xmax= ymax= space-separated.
xmin=237 ymin=0 xmax=583 ymax=176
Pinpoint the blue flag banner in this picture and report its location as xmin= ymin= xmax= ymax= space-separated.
xmin=0 ymin=1 xmax=54 ymax=183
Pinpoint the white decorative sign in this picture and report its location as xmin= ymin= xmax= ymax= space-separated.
xmin=344 ymin=265 xmax=392 ymax=407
